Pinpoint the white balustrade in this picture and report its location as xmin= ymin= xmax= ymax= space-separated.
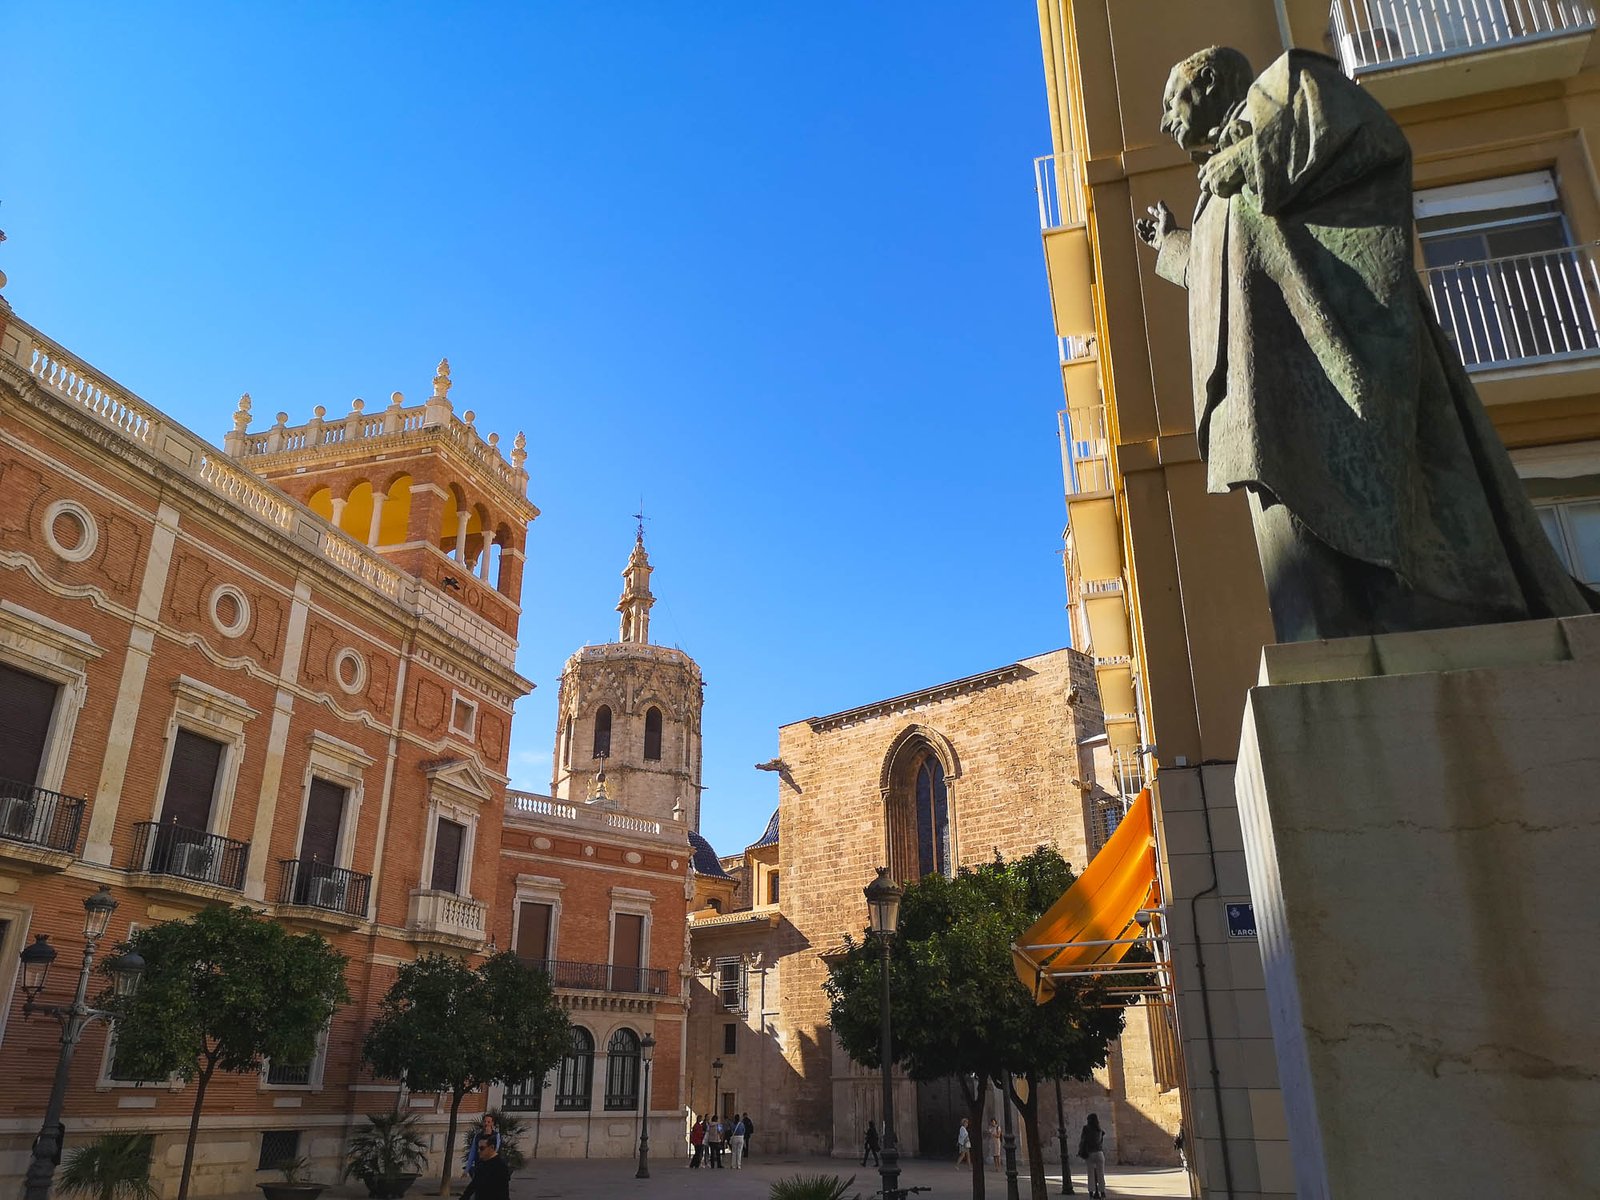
xmin=1423 ymin=242 xmax=1600 ymax=369
xmin=1331 ymin=0 xmax=1596 ymax=73
xmin=1059 ymin=403 xmax=1113 ymax=496
xmin=16 ymin=333 xmax=158 ymax=444
xmin=407 ymin=888 xmax=487 ymax=938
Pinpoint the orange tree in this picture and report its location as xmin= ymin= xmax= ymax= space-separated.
xmin=824 ymin=847 xmax=1127 ymax=1200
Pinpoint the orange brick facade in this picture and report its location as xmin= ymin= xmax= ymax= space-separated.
xmin=0 ymin=299 xmax=691 ymax=1194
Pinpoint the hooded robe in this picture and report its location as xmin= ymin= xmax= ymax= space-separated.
xmin=1155 ymin=49 xmax=1591 ymax=635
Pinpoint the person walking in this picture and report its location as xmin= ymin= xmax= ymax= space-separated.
xmin=705 ymin=1114 xmax=724 ymax=1167
xmin=741 ymin=1112 xmax=755 ymax=1159
xmin=956 ymin=1117 xmax=973 ymax=1169
xmin=987 ymin=1117 xmax=1002 ymax=1169
xmin=729 ymin=1114 xmax=747 ymax=1169
xmin=460 ymin=1138 xmax=509 ymax=1200
xmin=689 ymin=1116 xmax=705 ymax=1168
xmin=862 ymin=1119 xmax=881 ymax=1167
xmin=464 ymin=1114 xmax=502 ymax=1180
xmin=1078 ymin=1112 xmax=1107 ymax=1199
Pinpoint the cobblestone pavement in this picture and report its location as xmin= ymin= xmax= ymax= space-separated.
xmin=489 ymin=1153 xmax=1190 ymax=1199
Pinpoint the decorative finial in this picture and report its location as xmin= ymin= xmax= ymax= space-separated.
xmin=463 ymin=409 xmax=476 ymax=427
xmin=433 ymin=358 xmax=452 ymax=400
xmin=512 ymin=432 xmax=527 ymax=470
xmin=275 ymin=412 xmax=289 ymax=427
xmin=231 ymin=394 xmax=252 ymax=434
xmin=633 ymin=499 xmax=648 ymax=543
xmin=350 ymin=397 xmax=365 ymax=414
xmin=389 ymin=391 xmax=404 ymax=408
xmin=312 ymin=404 xmax=327 ymax=419
xmin=487 ymin=432 xmax=500 ymax=449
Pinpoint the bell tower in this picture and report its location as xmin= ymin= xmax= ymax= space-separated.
xmin=550 ymin=532 xmax=703 ymax=828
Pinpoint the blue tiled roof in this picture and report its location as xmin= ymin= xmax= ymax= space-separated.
xmin=747 ymin=808 xmax=779 ymax=851
xmin=688 ymin=830 xmax=732 ymax=879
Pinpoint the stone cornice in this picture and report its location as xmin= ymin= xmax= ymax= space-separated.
xmin=801 ymin=662 xmax=1035 ymax=732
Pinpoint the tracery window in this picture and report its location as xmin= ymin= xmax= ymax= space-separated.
xmin=914 ymin=755 xmax=951 ymax=879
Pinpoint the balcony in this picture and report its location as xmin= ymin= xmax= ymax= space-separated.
xmin=1035 ymin=154 xmax=1096 ymax=343
xmin=1329 ymin=0 xmax=1597 ymax=106
xmin=406 ymin=888 xmax=487 ymax=947
xmin=523 ymin=958 xmax=670 ymax=996
xmin=277 ymin=859 xmax=372 ymax=921
xmin=1424 ymin=243 xmax=1600 ymax=371
xmin=0 ymin=780 xmax=85 ymax=867
xmin=131 ymin=822 xmax=248 ymax=891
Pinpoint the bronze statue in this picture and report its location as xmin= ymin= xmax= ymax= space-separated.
xmin=1136 ymin=47 xmax=1594 ymax=642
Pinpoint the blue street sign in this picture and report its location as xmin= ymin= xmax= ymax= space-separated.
xmin=1225 ymin=902 xmax=1256 ymax=939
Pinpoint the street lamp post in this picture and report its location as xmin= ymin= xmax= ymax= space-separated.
xmin=711 ymin=1056 xmax=723 ymax=1118
xmin=634 ymin=1033 xmax=656 ymax=1179
xmin=1001 ymin=1075 xmax=1021 ymax=1200
xmin=20 ymin=886 xmax=145 ymax=1200
xmin=1053 ymin=1076 xmax=1075 ymax=1194
xmin=864 ymin=867 xmax=905 ymax=1200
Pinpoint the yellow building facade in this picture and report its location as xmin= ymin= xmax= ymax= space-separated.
xmin=1033 ymin=3 xmax=1600 ymax=1197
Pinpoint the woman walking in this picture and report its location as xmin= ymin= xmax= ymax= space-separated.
xmin=1077 ymin=1112 xmax=1107 ymax=1199
xmin=955 ymin=1117 xmax=973 ymax=1169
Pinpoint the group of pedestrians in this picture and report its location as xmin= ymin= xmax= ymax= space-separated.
xmin=936 ymin=1110 xmax=1109 ymax=1199
xmin=688 ymin=1112 xmax=755 ymax=1169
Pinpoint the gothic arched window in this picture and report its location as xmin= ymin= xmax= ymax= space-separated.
xmin=592 ymin=706 xmax=612 ymax=759
xmin=603 ymin=1027 xmax=641 ymax=1110
xmin=563 ymin=717 xmax=574 ymax=766
xmin=555 ymin=1026 xmax=594 ymax=1111
xmin=643 ymin=707 xmax=663 ymax=761
xmin=914 ymin=755 xmax=951 ymax=879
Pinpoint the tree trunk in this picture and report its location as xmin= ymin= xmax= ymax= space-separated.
xmin=440 ymin=1088 xmax=465 ymax=1195
xmin=1015 ymin=1073 xmax=1048 ymax=1200
xmin=176 ymin=1058 xmax=215 ymax=1200
xmin=960 ymin=1075 xmax=987 ymax=1200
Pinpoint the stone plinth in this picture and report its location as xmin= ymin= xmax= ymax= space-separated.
xmin=1236 ymin=615 xmax=1600 ymax=1199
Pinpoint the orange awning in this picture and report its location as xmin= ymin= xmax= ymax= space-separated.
xmin=1011 ymin=789 xmax=1158 ymax=1003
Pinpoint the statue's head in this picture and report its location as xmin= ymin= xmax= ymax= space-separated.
xmin=1160 ymin=47 xmax=1253 ymax=150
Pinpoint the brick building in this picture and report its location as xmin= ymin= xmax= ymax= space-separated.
xmin=0 ymin=289 xmax=693 ymax=1193
xmin=686 ymin=649 xmax=1183 ymax=1163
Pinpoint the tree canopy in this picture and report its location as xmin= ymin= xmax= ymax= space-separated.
xmin=106 ymin=905 xmax=350 ymax=1200
xmin=824 ymin=847 xmax=1128 ymax=1200
xmin=362 ymin=951 xmax=569 ymax=1193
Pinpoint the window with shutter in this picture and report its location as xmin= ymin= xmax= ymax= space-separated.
xmin=299 ymin=779 xmax=346 ymax=866
xmin=515 ymin=901 xmax=553 ymax=965
xmin=611 ymin=912 xmax=644 ymax=991
xmin=430 ymin=818 xmax=466 ymax=893
xmin=0 ymin=664 xmax=59 ymax=788
xmin=160 ymin=730 xmax=225 ymax=832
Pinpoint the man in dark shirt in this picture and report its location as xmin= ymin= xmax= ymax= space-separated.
xmin=460 ymin=1138 xmax=509 ymax=1200
xmin=741 ymin=1112 xmax=755 ymax=1159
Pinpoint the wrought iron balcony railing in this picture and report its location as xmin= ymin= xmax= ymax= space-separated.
xmin=522 ymin=957 xmax=670 ymax=996
xmin=131 ymin=822 xmax=249 ymax=891
xmin=1330 ymin=0 xmax=1596 ymax=74
xmin=277 ymin=859 xmax=371 ymax=918
xmin=0 ymin=779 xmax=85 ymax=854
xmin=1423 ymin=243 xmax=1600 ymax=370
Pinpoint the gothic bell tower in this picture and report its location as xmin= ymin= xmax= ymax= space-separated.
xmin=550 ymin=531 xmax=704 ymax=828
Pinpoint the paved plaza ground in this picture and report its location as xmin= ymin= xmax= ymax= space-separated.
xmin=339 ymin=1154 xmax=1190 ymax=1200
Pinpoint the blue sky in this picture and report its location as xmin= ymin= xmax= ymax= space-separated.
xmin=3 ymin=4 xmax=1066 ymax=854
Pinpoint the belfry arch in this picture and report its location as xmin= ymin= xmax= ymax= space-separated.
xmin=879 ymin=724 xmax=960 ymax=883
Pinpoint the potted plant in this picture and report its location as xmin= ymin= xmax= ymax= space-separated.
xmin=58 ymin=1133 xmax=157 ymax=1200
xmin=344 ymin=1112 xmax=427 ymax=1199
xmin=258 ymin=1157 xmax=324 ymax=1200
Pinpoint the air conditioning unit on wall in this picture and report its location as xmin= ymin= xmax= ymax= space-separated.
xmin=169 ymin=842 xmax=213 ymax=881
xmin=305 ymin=876 xmax=343 ymax=910
xmin=0 ymin=796 xmax=38 ymax=839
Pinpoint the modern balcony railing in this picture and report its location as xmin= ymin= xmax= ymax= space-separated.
xmin=1330 ymin=0 xmax=1597 ymax=74
xmin=522 ymin=957 xmax=670 ymax=996
xmin=1424 ymin=243 xmax=1600 ymax=370
xmin=1034 ymin=153 xmax=1085 ymax=230
xmin=1059 ymin=402 xmax=1113 ymax=496
xmin=131 ymin=822 xmax=249 ymax=891
xmin=277 ymin=859 xmax=372 ymax=919
xmin=0 ymin=779 xmax=85 ymax=855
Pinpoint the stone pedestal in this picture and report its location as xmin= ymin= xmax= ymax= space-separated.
xmin=1236 ymin=615 xmax=1600 ymax=1199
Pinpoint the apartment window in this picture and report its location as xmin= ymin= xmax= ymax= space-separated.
xmin=766 ymin=869 xmax=780 ymax=905
xmin=1416 ymin=171 xmax=1598 ymax=367
xmin=604 ymin=1028 xmax=642 ymax=1110
xmin=554 ymin=1026 xmax=594 ymax=1111
xmin=723 ymin=1022 xmax=738 ymax=1055
xmin=611 ymin=913 xmax=644 ymax=993
xmin=450 ymin=695 xmax=477 ymax=738
xmin=160 ymin=729 xmax=225 ymax=832
xmin=643 ymin=707 xmax=663 ymax=761
xmin=430 ymin=818 xmax=466 ymax=894
xmin=515 ymin=901 xmax=554 ymax=965
xmin=592 ymin=706 xmax=612 ymax=758
xmin=266 ymin=1058 xmax=312 ymax=1086
xmin=0 ymin=663 xmax=58 ymax=788
xmin=1536 ymin=499 xmax=1600 ymax=586
xmin=258 ymin=1131 xmax=301 ymax=1171
xmin=715 ymin=958 xmax=746 ymax=1014
xmin=298 ymin=778 xmax=347 ymax=868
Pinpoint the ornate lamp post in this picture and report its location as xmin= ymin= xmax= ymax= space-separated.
xmin=864 ymin=867 xmax=905 ymax=1200
xmin=711 ymin=1056 xmax=723 ymax=1117
xmin=20 ymin=886 xmax=145 ymax=1200
xmin=634 ymin=1033 xmax=656 ymax=1179
xmin=1053 ymin=1076 xmax=1076 ymax=1194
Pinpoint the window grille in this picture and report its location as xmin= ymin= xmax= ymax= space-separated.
xmin=603 ymin=1028 xmax=641 ymax=1110
xmin=258 ymin=1131 xmax=301 ymax=1171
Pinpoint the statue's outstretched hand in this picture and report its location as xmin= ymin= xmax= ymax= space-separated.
xmin=1136 ymin=201 xmax=1177 ymax=250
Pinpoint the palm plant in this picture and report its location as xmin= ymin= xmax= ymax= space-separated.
xmin=344 ymin=1112 xmax=428 ymax=1196
xmin=58 ymin=1133 xmax=157 ymax=1200
xmin=768 ymin=1174 xmax=861 ymax=1200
